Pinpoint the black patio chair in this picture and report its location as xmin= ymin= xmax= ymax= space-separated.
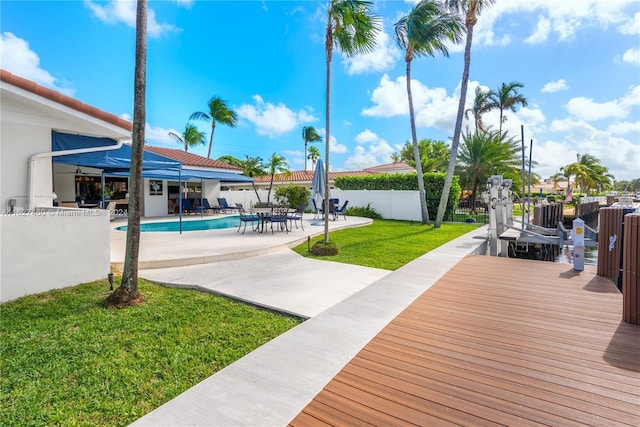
xmin=335 ymin=200 xmax=349 ymax=220
xmin=288 ymin=202 xmax=307 ymax=230
xmin=266 ymin=204 xmax=289 ymax=234
xmin=237 ymin=206 xmax=260 ymax=234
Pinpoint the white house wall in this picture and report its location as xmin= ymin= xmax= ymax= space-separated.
xmin=144 ymin=178 xmax=167 ymax=217
xmin=0 ymin=209 xmax=110 ymax=302
xmin=1 ymin=121 xmax=52 ymax=211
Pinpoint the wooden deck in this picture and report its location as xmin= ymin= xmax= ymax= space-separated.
xmin=289 ymin=256 xmax=640 ymax=426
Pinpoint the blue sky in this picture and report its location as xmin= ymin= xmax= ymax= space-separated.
xmin=2 ymin=0 xmax=639 ymax=181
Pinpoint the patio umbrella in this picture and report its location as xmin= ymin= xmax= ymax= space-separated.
xmin=310 ymin=159 xmax=326 ymax=222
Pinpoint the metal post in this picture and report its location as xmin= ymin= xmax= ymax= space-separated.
xmin=179 ymin=169 xmax=183 ymax=234
xmin=520 ymin=125 xmax=526 ymax=230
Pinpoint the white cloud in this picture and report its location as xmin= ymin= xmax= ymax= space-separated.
xmin=565 ymin=97 xmax=627 ymax=121
xmin=541 ymin=79 xmax=569 ymax=93
xmin=524 ymin=16 xmax=551 ymax=44
xmin=622 ymin=48 xmax=640 ymax=65
xmin=85 ymin=0 xmax=180 ymax=38
xmin=341 ymin=24 xmax=401 ymax=75
xmin=469 ymin=0 xmax=638 ymax=49
xmin=544 ymin=118 xmax=640 ymax=181
xmin=145 ymin=123 xmax=180 ymax=147
xmin=317 ymin=128 xmax=347 ymax=155
xmin=619 ymin=11 xmax=640 ymax=35
xmin=355 ymin=129 xmax=379 ymax=144
xmin=237 ymin=95 xmax=317 ymax=137
xmin=173 ymin=0 xmax=194 ymax=9
xmin=343 ymin=130 xmax=396 ymax=170
xmin=608 ymin=121 xmax=640 ymax=135
xmin=0 ymin=32 xmax=75 ymax=96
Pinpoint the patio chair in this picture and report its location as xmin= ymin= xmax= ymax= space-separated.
xmin=335 ymin=200 xmax=349 ymax=220
xmin=237 ymin=206 xmax=260 ymax=234
xmin=217 ymin=198 xmax=237 ymax=214
xmin=180 ymin=199 xmax=198 ymax=215
xmin=288 ymin=202 xmax=307 ymax=230
xmin=201 ymin=198 xmax=221 ymax=215
xmin=266 ymin=204 xmax=289 ymax=234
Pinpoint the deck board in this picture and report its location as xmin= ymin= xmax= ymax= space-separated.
xmin=289 ymin=255 xmax=640 ymax=426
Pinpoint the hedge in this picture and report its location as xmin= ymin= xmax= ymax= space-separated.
xmin=334 ymin=173 xmax=460 ymax=221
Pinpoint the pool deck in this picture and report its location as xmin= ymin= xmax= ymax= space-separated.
xmin=110 ymin=213 xmax=373 ymax=270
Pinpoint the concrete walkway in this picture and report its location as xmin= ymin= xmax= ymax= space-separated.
xmin=128 ymin=222 xmax=488 ymax=427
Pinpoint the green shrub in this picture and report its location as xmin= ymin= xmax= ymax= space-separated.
xmin=274 ymin=184 xmax=310 ymax=208
xmin=345 ymin=203 xmax=383 ymax=219
xmin=311 ymin=240 xmax=339 ymax=256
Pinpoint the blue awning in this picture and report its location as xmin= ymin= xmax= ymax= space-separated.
xmin=52 ymin=131 xmax=181 ymax=172
xmin=109 ymin=168 xmax=254 ymax=183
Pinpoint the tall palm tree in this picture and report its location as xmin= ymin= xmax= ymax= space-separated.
xmin=464 ymin=86 xmax=493 ymax=131
xmin=168 ymin=123 xmax=206 ymax=152
xmin=105 ymin=0 xmax=147 ymax=307
xmin=217 ymin=155 xmax=243 ymax=167
xmin=490 ymin=81 xmax=528 ymax=135
xmin=240 ymin=155 xmax=266 ymax=203
xmin=435 ymin=0 xmax=495 ymax=228
xmin=190 ymin=96 xmax=238 ymax=159
xmin=302 ymin=126 xmax=322 ymax=171
xmin=323 ymin=0 xmax=380 ymax=242
xmin=265 ymin=152 xmax=290 ymax=202
xmin=457 ymin=128 xmax=520 ymax=214
xmin=308 ymin=145 xmax=321 ymax=171
xmin=395 ymin=0 xmax=464 ymax=225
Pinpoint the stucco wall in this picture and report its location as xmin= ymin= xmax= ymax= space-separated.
xmin=1 ymin=121 xmax=53 ymax=211
xmin=0 ymin=208 xmax=111 ymax=302
xmin=144 ymin=178 xmax=168 ymax=217
xmin=220 ymin=189 xmax=423 ymax=221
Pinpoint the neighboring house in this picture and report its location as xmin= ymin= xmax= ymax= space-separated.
xmin=364 ymin=162 xmax=414 ymax=174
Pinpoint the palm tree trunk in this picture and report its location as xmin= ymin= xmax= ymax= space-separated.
xmin=435 ymin=21 xmax=474 ymax=228
xmin=406 ymin=59 xmax=429 ymax=224
xmin=304 ymin=141 xmax=308 ymax=171
xmin=105 ymin=0 xmax=146 ymax=307
xmin=323 ymin=22 xmax=332 ymax=243
xmin=207 ymin=122 xmax=216 ymax=159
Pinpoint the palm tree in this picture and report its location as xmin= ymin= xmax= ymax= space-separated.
xmin=435 ymin=0 xmax=495 ymax=228
xmin=395 ymin=0 xmax=464 ymax=225
xmin=240 ymin=155 xmax=266 ymax=203
xmin=490 ymin=81 xmax=528 ymax=135
xmin=265 ymin=152 xmax=290 ymax=202
xmin=398 ymin=138 xmax=450 ymax=173
xmin=563 ymin=154 xmax=613 ymax=196
xmin=308 ymin=145 xmax=321 ymax=171
xmin=464 ymin=86 xmax=493 ymax=131
xmin=105 ymin=0 xmax=146 ymax=307
xmin=457 ymin=128 xmax=520 ymax=214
xmin=217 ymin=155 xmax=243 ymax=167
xmin=190 ymin=96 xmax=238 ymax=159
xmin=168 ymin=123 xmax=206 ymax=152
xmin=302 ymin=126 xmax=322 ymax=171
xmin=323 ymin=0 xmax=380 ymax=242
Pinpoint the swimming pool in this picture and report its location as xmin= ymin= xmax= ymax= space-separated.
xmin=116 ymin=216 xmax=240 ymax=232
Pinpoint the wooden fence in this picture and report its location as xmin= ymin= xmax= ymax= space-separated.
xmin=532 ymin=203 xmax=563 ymax=228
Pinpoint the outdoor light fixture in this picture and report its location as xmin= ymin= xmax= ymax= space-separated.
xmin=108 ymin=273 xmax=114 ymax=290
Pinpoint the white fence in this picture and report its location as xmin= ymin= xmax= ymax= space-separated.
xmin=220 ymin=189 xmax=424 ymax=221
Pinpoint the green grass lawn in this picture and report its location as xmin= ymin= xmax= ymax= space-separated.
xmin=0 ymin=279 xmax=302 ymax=427
xmin=2 ymin=219 xmax=481 ymax=426
xmin=294 ymin=219 xmax=481 ymax=270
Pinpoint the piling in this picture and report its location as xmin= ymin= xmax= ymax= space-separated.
xmin=597 ymin=207 xmax=623 ymax=279
xmin=622 ymin=213 xmax=639 ymax=325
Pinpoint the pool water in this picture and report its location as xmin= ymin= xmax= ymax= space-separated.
xmin=116 ymin=215 xmax=240 ymax=232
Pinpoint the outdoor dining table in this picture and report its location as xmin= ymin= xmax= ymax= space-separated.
xmin=250 ymin=207 xmax=273 ymax=234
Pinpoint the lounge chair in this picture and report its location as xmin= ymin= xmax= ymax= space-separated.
xmin=288 ymin=202 xmax=307 ymax=230
xmin=180 ymin=199 xmax=198 ymax=215
xmin=200 ymin=198 xmax=221 ymax=215
xmin=266 ymin=204 xmax=289 ymax=234
xmin=237 ymin=206 xmax=260 ymax=234
xmin=335 ymin=200 xmax=349 ymax=220
xmin=217 ymin=198 xmax=237 ymax=214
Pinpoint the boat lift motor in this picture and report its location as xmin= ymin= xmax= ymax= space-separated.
xmin=571 ymin=218 xmax=585 ymax=271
